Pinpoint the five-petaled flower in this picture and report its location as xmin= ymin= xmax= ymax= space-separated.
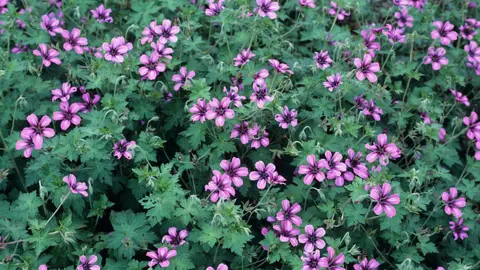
xmin=52 ymin=102 xmax=83 ymax=130
xmin=139 ymin=52 xmax=166 ymax=80
xmin=62 ymin=28 xmax=88 ymax=54
xmin=20 ymin=114 xmax=55 ymax=149
xmin=220 ymin=157 xmax=249 ymax=187
xmin=298 ymin=225 xmax=326 ymax=252
xmin=354 ymin=54 xmax=380 ymax=83
xmin=256 ymin=0 xmax=280 ymax=19
xmin=319 ymin=246 xmax=345 ymax=270
xmin=370 ymin=182 xmax=400 ymax=218
xmin=275 ymin=106 xmax=298 ymax=129
xmin=431 ymin=21 xmax=458 ymax=45
xmin=146 ymin=247 xmax=177 ymax=268
xmin=172 ymin=67 xmax=195 ymax=91
xmin=423 ymin=47 xmax=448 ymax=71
xmin=162 ymin=227 xmax=188 ymax=247
xmin=205 ymin=170 xmax=236 ymax=202
xmin=33 ymin=44 xmax=62 ymax=67
xmin=249 ymin=161 xmax=276 ymax=189
xmin=91 ymin=4 xmax=113 ymax=23
xmin=449 ymin=218 xmax=469 ymax=241
xmin=353 ymin=258 xmax=380 ymax=270
xmin=276 ymin=199 xmax=302 ymax=227
xmin=206 ymin=97 xmax=235 ymax=127
xmin=442 ymin=187 xmax=466 ymax=218
xmin=113 ymin=139 xmax=136 ymax=160
xmin=298 ymin=154 xmax=327 ymax=185
xmin=365 ymin=133 xmax=401 ymax=166
xmin=64 ymin=174 xmax=88 ymax=197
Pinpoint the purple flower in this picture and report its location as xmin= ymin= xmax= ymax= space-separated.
xmin=220 ymin=157 xmax=249 ymax=187
xmin=319 ymin=246 xmax=345 ymax=270
xmin=15 ymin=133 xmax=35 ymax=158
xmin=39 ymin=265 xmax=48 ymax=270
xmin=223 ymin=86 xmax=245 ymax=107
xmin=361 ymin=30 xmax=381 ymax=52
xmin=275 ymin=106 xmax=298 ymax=129
xmin=459 ymin=20 xmax=478 ymax=40
xmin=250 ymin=128 xmax=270 ymax=149
xmin=298 ymin=154 xmax=327 ymax=185
xmin=52 ymin=82 xmax=77 ymax=102
xmin=62 ymin=28 xmax=88 ymax=54
xmin=113 ymin=139 xmax=136 ymax=160
xmin=233 ymin=49 xmax=255 ymax=67
xmin=442 ymin=187 xmax=466 ymax=218
xmin=40 ymin=14 xmax=63 ymax=36
xmin=276 ymin=200 xmax=302 ymax=227
xmin=269 ymin=59 xmax=294 ymax=74
xmin=256 ymin=0 xmax=280 ymax=19
xmin=409 ymin=0 xmax=426 ymax=10
xmin=394 ymin=7 xmax=413 ymax=28
xmin=11 ymin=44 xmax=27 ymax=54
xmin=52 ymin=102 xmax=83 ymax=130
xmin=269 ymin=171 xmax=286 ymax=186
xmin=253 ymin=69 xmax=269 ymax=85
xmin=231 ymin=121 xmax=257 ymax=145
xmin=33 ymin=44 xmax=61 ymax=67
xmin=299 ymin=0 xmax=315 ymax=8
xmin=64 ymin=174 xmax=88 ymax=197
xmin=81 ymin=93 xmax=101 ymax=113
xmin=431 ymin=21 xmax=458 ymax=45
xmin=475 ymin=141 xmax=480 ymax=160
xmin=438 ymin=127 xmax=447 ymax=143
xmin=328 ymin=1 xmax=350 ymax=21
xmin=301 ymin=250 xmax=322 ymax=270
xmin=189 ymin=98 xmax=209 ymax=123
xmin=206 ymin=264 xmax=229 ymax=270
xmin=354 ymin=54 xmax=380 ymax=83
xmin=449 ymin=218 xmax=469 ymax=240
xmin=146 ymin=247 xmax=177 ymax=268
xmin=298 ymin=225 xmax=326 ymax=252
xmin=172 ymin=67 xmax=195 ymax=91
xmin=362 ymin=100 xmax=383 ymax=121
xmin=420 ymin=112 xmax=431 ymax=124
xmin=102 ymin=36 xmax=133 ymax=63
xmin=91 ymin=4 xmax=113 ymax=23
xmin=464 ymin=41 xmax=480 ymax=63
xmin=370 ymin=182 xmax=400 ymax=218
xmin=49 ymin=0 xmax=62 ymax=7
xmin=424 ymin=47 xmax=448 ymax=71
xmin=250 ymin=82 xmax=273 ymax=108
xmin=158 ymin=19 xmax=180 ymax=44
xmin=323 ymin=73 xmax=342 ymax=91
xmin=0 ymin=0 xmax=8 ymax=14
xmin=139 ymin=52 xmax=166 ymax=80
xmin=205 ymin=170 xmax=236 ymax=202
xmin=314 ymin=51 xmax=333 ymax=70
xmin=231 ymin=74 xmax=244 ymax=90
xmin=463 ymin=112 xmax=480 ymax=140
xmin=206 ymin=97 xmax=234 ymax=127
xmin=151 ymin=41 xmax=174 ymax=59
xmin=141 ymin=21 xmax=161 ymax=45
xmin=324 ymin=151 xmax=347 ymax=180
xmin=450 ymin=89 xmax=470 ymax=106
xmin=20 ymin=114 xmax=55 ymax=149
xmin=249 ymin=161 xmax=276 ymax=189
xmin=346 ymin=149 xmax=369 ymax=179
xmin=383 ymin=24 xmax=406 ymax=44
xmin=353 ymin=258 xmax=380 ymax=270
xmin=205 ymin=0 xmax=225 ymax=16
xmin=273 ymin=221 xmax=300 ymax=246
xmin=365 ymin=134 xmax=401 ymax=166
xmin=163 ymin=91 xmax=173 ymax=102
xmin=354 ymin=95 xmax=368 ymax=109
xmin=162 ymin=227 xmax=188 ymax=247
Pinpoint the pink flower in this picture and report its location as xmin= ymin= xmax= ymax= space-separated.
xmin=62 ymin=28 xmax=88 ymax=54
xmin=269 ymin=59 xmax=293 ymax=74
xmin=40 ymin=14 xmax=63 ymax=36
xmin=298 ymin=225 xmax=326 ymax=252
xmin=438 ymin=127 xmax=447 ymax=143
xmin=81 ymin=93 xmax=101 ymax=113
xmin=39 ymin=265 xmax=48 ymax=270
xmin=223 ymin=86 xmax=245 ymax=107
xmin=463 ymin=111 xmax=480 ymax=140
xmin=299 ymin=0 xmax=315 ymax=8
xmin=158 ymin=19 xmax=180 ymax=44
xmin=206 ymin=263 xmax=228 ymax=270
xmin=249 ymin=161 xmax=276 ymax=189
xmin=314 ymin=51 xmax=333 ymax=70
xmin=431 ymin=21 xmax=458 ymax=46
xmin=361 ymin=30 xmax=381 ymax=52
xmin=365 ymin=133 xmax=401 ymax=166
xmin=475 ymin=141 xmax=480 ymax=160
xmin=362 ymin=100 xmax=383 ymax=121
xmin=345 ymin=149 xmax=369 ymax=179
xmin=301 ymin=250 xmax=322 ymax=270
xmin=382 ymin=24 xmax=406 ymax=44
xmin=276 ymin=200 xmax=302 ymax=227
xmin=231 ymin=121 xmax=257 ymax=145
xmin=233 ymin=49 xmax=255 ymax=67
xmin=0 ymin=0 xmax=8 ymax=14
xmin=146 ymin=247 xmax=177 ymax=268
xmin=464 ymin=41 xmax=480 ymax=63
xmin=450 ymin=89 xmax=470 ymax=106
xmin=52 ymin=82 xmax=77 ymax=102
xmin=15 ymin=133 xmax=35 ymax=158
xmin=319 ymin=246 xmax=345 ymax=270
xmin=151 ymin=41 xmax=174 ymax=59
xmin=20 ymin=114 xmax=55 ymax=149
xmin=394 ymin=7 xmax=413 ymax=28
xmin=189 ymin=98 xmax=210 ymax=123
xmin=353 ymin=258 xmax=380 ymax=270
xmin=253 ymin=69 xmax=269 ymax=85
xmin=52 ymin=102 xmax=83 ymax=130
xmin=323 ymin=73 xmax=342 ymax=91
xmin=33 ymin=44 xmax=61 ymax=67
xmin=328 ymin=1 xmax=350 ymax=20
xmin=91 ymin=4 xmax=113 ymax=23
xmin=141 ymin=21 xmax=161 ymax=45
xmin=139 ymin=52 xmax=166 ymax=80
xmin=449 ymin=218 xmax=469 ymax=240
xmin=424 ymin=47 xmax=449 ymax=71
xmin=206 ymin=97 xmax=235 ymax=127
xmin=250 ymin=127 xmax=270 ymax=149
xmin=64 ymin=174 xmax=88 ymax=197
xmin=442 ymin=187 xmax=466 ymax=218
xmin=420 ymin=112 xmax=431 ymax=125
xmin=275 ymin=106 xmax=298 ymax=129
xmin=205 ymin=170 xmax=236 ymax=202
xmin=250 ymin=82 xmax=273 ymax=108
xmin=113 ymin=139 xmax=136 ymax=160
xmin=298 ymin=154 xmax=327 ymax=185
xmin=324 ymin=151 xmax=347 ymax=180
xmin=162 ymin=227 xmax=188 ymax=247
xmin=273 ymin=221 xmax=300 ymax=246
xmin=354 ymin=54 xmax=380 ymax=83
xmin=205 ymin=0 xmax=225 ymax=16
xmin=370 ymin=182 xmax=400 ymax=218
xmin=256 ymin=0 xmax=280 ymax=19
xmin=172 ymin=67 xmax=195 ymax=91
xmin=102 ymin=36 xmax=133 ymax=63
xmin=220 ymin=157 xmax=248 ymax=187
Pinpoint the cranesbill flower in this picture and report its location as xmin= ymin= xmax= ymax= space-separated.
xmin=442 ymin=187 xmax=466 ymax=218
xmin=21 ymin=114 xmax=55 ymax=149
xmin=64 ymin=174 xmax=88 ymax=197
xmin=431 ymin=21 xmax=458 ymax=46
xmin=139 ymin=52 xmax=166 ymax=80
xmin=298 ymin=225 xmax=326 ymax=252
xmin=49 ymin=0 xmax=62 ymax=7
xmin=410 ymin=0 xmax=426 ymax=10
xmin=438 ymin=127 xmax=447 ymax=143
xmin=223 ymin=86 xmax=245 ymax=107
xmin=475 ymin=141 xmax=480 ymax=160
xmin=354 ymin=54 xmax=380 ymax=83
xmin=163 ymin=91 xmax=173 ymax=102
xmin=113 ymin=139 xmax=136 ymax=160
xmin=233 ymin=49 xmax=255 ymax=67
xmin=276 ymin=200 xmax=302 ymax=227
xmin=39 ymin=265 xmax=48 ymax=270
xmin=299 ymin=0 xmax=315 ymax=8
xmin=256 ymin=0 xmax=280 ymax=19
xmin=91 ymin=4 xmax=113 ymax=23
xmin=52 ymin=82 xmax=77 ymax=102
xmin=362 ymin=100 xmax=383 ymax=121
xmin=328 ymin=1 xmax=350 ymax=20
xmin=62 ymin=28 xmax=88 ymax=54
xmin=15 ymin=133 xmax=35 ymax=158
xmin=365 ymin=134 xmax=401 ymax=166
xmin=206 ymin=97 xmax=234 ymax=127
xmin=361 ymin=30 xmax=380 ymax=52
xmin=81 ymin=93 xmax=100 ymax=113
xmin=206 ymin=264 xmax=228 ymax=270
xmin=449 ymin=218 xmax=469 ymax=240
xmin=158 ymin=19 xmax=180 ymax=44
xmin=353 ymin=258 xmax=380 ymax=270
xmin=172 ymin=67 xmax=195 ymax=91
xmin=383 ymin=24 xmax=406 ymax=44
xmin=0 ymin=0 xmax=7 ymax=14
xmin=231 ymin=74 xmax=244 ymax=90
xmin=189 ymin=98 xmax=209 ymax=123
xmin=314 ymin=51 xmax=333 ymax=70
xmin=298 ymin=154 xmax=327 ymax=185
xmin=205 ymin=170 xmax=236 ymax=202
xmin=447 ymin=89 xmax=469 ymax=107
xmin=253 ymin=69 xmax=269 ymax=85
xmin=301 ymin=250 xmax=322 ymax=270
xmin=420 ymin=112 xmax=431 ymax=124
xmin=146 ymin=247 xmax=177 ymax=268
xmin=251 ymin=128 xmax=270 ymax=149
xmin=269 ymin=171 xmax=286 ymax=186
xmin=33 ymin=44 xmax=61 ymax=67
xmin=459 ymin=20 xmax=478 ymax=40
xmin=323 ymin=73 xmax=342 ymax=91
xmin=319 ymin=246 xmax=345 ymax=270
xmin=205 ymin=0 xmax=225 ymax=16
xmin=220 ymin=157 xmax=249 ymax=187
xmin=249 ymin=161 xmax=276 ymax=189
xmin=324 ymin=151 xmax=347 ymax=180
xmin=275 ymin=106 xmax=298 ymax=129
xmin=269 ymin=59 xmax=293 ymax=74
xmin=467 ymin=59 xmax=480 ymax=75
xmin=273 ymin=221 xmax=300 ymax=246
xmin=102 ymin=37 xmax=133 ymax=63
xmin=423 ymin=47 xmax=448 ymax=71
xmin=394 ymin=7 xmax=413 ymax=28
xmin=463 ymin=112 xmax=480 ymax=140
xmin=41 ymin=15 xmax=63 ymax=36
xmin=151 ymin=41 xmax=173 ymax=59
xmin=250 ymin=83 xmax=273 ymax=108
xmin=346 ymin=149 xmax=369 ymax=179
xmin=11 ymin=44 xmax=27 ymax=54
xmin=141 ymin=21 xmax=161 ymax=45
xmin=370 ymin=182 xmax=400 ymax=218
xmin=464 ymin=41 xmax=480 ymax=63
xmin=354 ymin=95 xmax=368 ymax=109
xmin=231 ymin=121 xmax=257 ymax=145
xmin=162 ymin=227 xmax=188 ymax=247
xmin=53 ymin=102 xmax=83 ymax=130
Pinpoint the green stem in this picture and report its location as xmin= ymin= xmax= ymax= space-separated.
xmin=44 ymin=193 xmax=70 ymax=227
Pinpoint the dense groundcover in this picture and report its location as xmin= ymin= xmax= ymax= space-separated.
xmin=0 ymin=0 xmax=479 ymax=269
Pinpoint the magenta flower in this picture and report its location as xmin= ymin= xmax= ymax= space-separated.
xmin=256 ymin=0 xmax=280 ymax=19
xmin=301 ymin=250 xmax=322 ymax=270
xmin=459 ymin=20 xmax=478 ymax=40
xmin=269 ymin=59 xmax=293 ymax=74
xmin=62 ymin=28 xmax=88 ymax=54
xmin=324 ymin=151 xmax=347 ymax=180
xmin=102 ymin=36 xmax=133 ymax=63
xmin=409 ymin=0 xmax=426 ymax=10
xmin=476 ymin=141 xmax=480 ymax=160
xmin=91 ymin=4 xmax=113 ymax=23
xmin=354 ymin=95 xmax=368 ymax=109
xmin=323 ymin=73 xmax=342 ymax=92
xmin=40 ymin=15 xmax=63 ymax=36
xmin=141 ymin=21 xmax=161 ymax=45
xmin=52 ymin=82 xmax=77 ymax=102
xmin=113 ymin=139 xmax=136 ymax=160
xmin=276 ymin=200 xmax=302 ymax=227
xmin=39 ymin=265 xmax=47 ymax=270
xmin=206 ymin=264 xmax=229 ymax=270
xmin=139 ymin=52 xmax=166 ymax=80
xmin=146 ymin=247 xmax=177 ymax=268
xmin=233 ymin=49 xmax=255 ymax=67
xmin=298 ymin=154 xmax=327 ymax=185
xmin=163 ymin=91 xmax=173 ymax=102
xmin=463 ymin=112 xmax=480 ymax=140
xmin=450 ymin=89 xmax=470 ymax=106
xmin=298 ymin=225 xmax=326 ymax=252
xmin=64 ymin=174 xmax=88 ymax=197
xmin=52 ymin=102 xmax=83 ymax=130
xmin=275 ymin=106 xmax=298 ymax=129
xmin=365 ymin=134 xmax=401 ymax=166
xmin=33 ymin=44 xmax=61 ymax=67
xmin=206 ymin=97 xmax=234 ymax=127
xmin=438 ymin=127 xmax=447 ymax=143
xmin=431 ymin=21 xmax=458 ymax=46
xmin=189 ymin=98 xmax=210 ymax=123
xmin=0 ymin=0 xmax=7 ymax=14
xmin=442 ymin=187 xmax=466 ymax=218
xmin=205 ymin=170 xmax=236 ymax=202
xmin=205 ymin=0 xmax=225 ymax=16
xmin=299 ymin=0 xmax=315 ymax=8
xmin=383 ymin=24 xmax=406 ymax=44
xmin=370 ymin=183 xmax=400 ymax=218
xmin=394 ymin=7 xmax=413 ymax=28
xmin=464 ymin=41 xmax=480 ymax=63
xmin=231 ymin=121 xmax=257 ymax=145
xmin=49 ymin=0 xmax=61 ymax=7
xmin=223 ymin=86 xmax=245 ymax=107
xmin=11 ymin=44 xmax=27 ymax=54
xmin=353 ymin=258 xmax=380 ymax=270
xmin=162 ymin=227 xmax=188 ymax=247
xmin=314 ymin=51 xmax=333 ymax=70
xmin=346 ymin=149 xmax=369 ymax=179
xmin=424 ymin=47 xmax=448 ymax=71
xmin=158 ymin=19 xmax=180 ymax=44
xmin=220 ymin=157 xmax=249 ymax=187
xmin=269 ymin=171 xmax=286 ymax=186
xmin=449 ymin=218 xmax=469 ymax=240
xmin=250 ymin=83 xmax=274 ymax=108
xmin=249 ymin=161 xmax=276 ymax=189
xmin=15 ymin=133 xmax=35 ymax=158
xmin=319 ymin=246 xmax=345 ymax=270
xmin=253 ymin=69 xmax=269 ymax=85
xmin=20 ymin=114 xmax=55 ymax=149
xmin=362 ymin=100 xmax=383 ymax=121
xmin=250 ymin=129 xmax=270 ymax=149
xmin=328 ymin=1 xmax=350 ymax=20
xmin=354 ymin=54 xmax=380 ymax=83
xmin=273 ymin=221 xmax=300 ymax=246
xmin=151 ymin=41 xmax=174 ymax=59
xmin=420 ymin=112 xmax=431 ymax=124
xmin=172 ymin=67 xmax=195 ymax=91
xmin=361 ymin=30 xmax=380 ymax=52
xmin=81 ymin=93 xmax=101 ymax=113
